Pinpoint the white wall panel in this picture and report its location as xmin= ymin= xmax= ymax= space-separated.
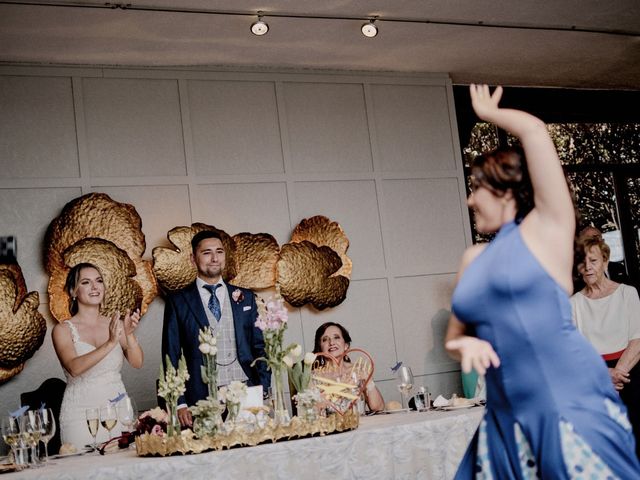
xmin=299 ymin=279 xmax=395 ymax=382
xmin=392 ymin=274 xmax=458 ymax=377
xmin=82 ymin=78 xmax=186 ymax=177
xmin=194 ymin=182 xmax=291 ymax=244
xmin=382 ymin=178 xmax=467 ymax=276
xmin=292 ymin=180 xmax=385 ymax=280
xmin=188 ymin=80 xmax=284 ymax=175
xmin=371 ymin=85 xmax=457 ymax=172
xmin=0 ymin=187 xmax=82 ymax=293
xmin=282 ymin=82 xmax=372 ymax=173
xmin=96 ymin=185 xmax=191 ymax=258
xmin=0 ymin=76 xmax=78 ymax=179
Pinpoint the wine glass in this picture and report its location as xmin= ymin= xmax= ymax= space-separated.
xmin=117 ymin=396 xmax=137 ymax=434
xmin=397 ymin=365 xmax=414 ymax=410
xmin=20 ymin=413 xmax=42 ymax=467
xmin=38 ymin=409 xmax=56 ymax=463
xmin=85 ymin=408 xmax=100 ymax=450
xmin=99 ymin=404 xmax=118 ymax=440
xmin=1 ymin=416 xmax=24 ymax=467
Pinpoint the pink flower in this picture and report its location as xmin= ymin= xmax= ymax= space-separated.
xmin=232 ymin=289 xmax=244 ymax=303
xmin=151 ymin=424 xmax=165 ymax=437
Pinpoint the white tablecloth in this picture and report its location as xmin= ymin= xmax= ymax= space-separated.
xmin=10 ymin=407 xmax=483 ymax=480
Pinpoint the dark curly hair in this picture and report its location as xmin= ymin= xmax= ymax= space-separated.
xmin=471 ymin=146 xmax=534 ymax=222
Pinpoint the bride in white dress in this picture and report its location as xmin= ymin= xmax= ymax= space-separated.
xmin=52 ymin=263 xmax=144 ymax=449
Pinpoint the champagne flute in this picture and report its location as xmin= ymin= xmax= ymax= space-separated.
xmin=85 ymin=408 xmax=100 ymax=450
xmin=38 ymin=408 xmax=56 ymax=463
xmin=397 ymin=365 xmax=414 ymax=410
xmin=99 ymin=404 xmax=118 ymax=440
xmin=117 ymin=396 xmax=137 ymax=434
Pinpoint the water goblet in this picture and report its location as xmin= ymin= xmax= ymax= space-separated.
xmin=38 ymin=408 xmax=56 ymax=463
xmin=20 ymin=413 xmax=42 ymax=467
xmin=1 ymin=416 xmax=25 ymax=467
xmin=117 ymin=396 xmax=137 ymax=435
xmin=396 ymin=365 xmax=414 ymax=410
xmin=99 ymin=404 xmax=118 ymax=440
xmin=85 ymin=408 xmax=100 ymax=450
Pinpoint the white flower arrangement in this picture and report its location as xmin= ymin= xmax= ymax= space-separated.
xmin=198 ymin=327 xmax=218 ymax=356
xmin=198 ymin=327 xmax=219 ymax=401
xmin=157 ymin=354 xmax=190 ymax=403
xmin=219 ymin=381 xmax=248 ymax=405
xmin=286 ymin=345 xmax=316 ymax=393
xmin=294 ymin=387 xmax=323 ymax=408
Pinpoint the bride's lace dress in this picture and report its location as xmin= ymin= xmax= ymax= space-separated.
xmin=59 ymin=321 xmax=127 ymax=449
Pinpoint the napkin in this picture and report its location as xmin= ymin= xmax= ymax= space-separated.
xmin=241 ymin=386 xmax=263 ymax=409
xmin=432 ymin=395 xmax=450 ymax=408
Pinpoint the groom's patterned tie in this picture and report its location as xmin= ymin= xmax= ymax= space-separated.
xmin=203 ymin=284 xmax=222 ymax=322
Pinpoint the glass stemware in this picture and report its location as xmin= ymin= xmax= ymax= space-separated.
xmin=1 ymin=416 xmax=25 ymax=467
xmin=117 ymin=396 xmax=137 ymax=434
xmin=99 ymin=404 xmax=118 ymax=440
xmin=396 ymin=365 xmax=414 ymax=410
xmin=85 ymin=408 xmax=100 ymax=450
xmin=38 ymin=409 xmax=56 ymax=463
xmin=20 ymin=413 xmax=42 ymax=467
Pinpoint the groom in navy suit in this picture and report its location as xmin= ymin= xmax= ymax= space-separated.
xmin=162 ymin=230 xmax=270 ymax=427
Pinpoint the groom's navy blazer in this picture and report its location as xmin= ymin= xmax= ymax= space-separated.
xmin=161 ymin=281 xmax=270 ymax=406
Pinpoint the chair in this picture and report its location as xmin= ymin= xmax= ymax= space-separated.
xmin=20 ymin=377 xmax=66 ymax=455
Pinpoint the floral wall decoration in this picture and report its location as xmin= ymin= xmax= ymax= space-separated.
xmin=152 ymin=215 xmax=350 ymax=310
xmin=45 ymin=193 xmax=158 ymax=321
xmin=0 ymin=263 xmax=46 ymax=383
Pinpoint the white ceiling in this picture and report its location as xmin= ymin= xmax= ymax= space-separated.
xmin=1 ymin=0 xmax=639 ymax=89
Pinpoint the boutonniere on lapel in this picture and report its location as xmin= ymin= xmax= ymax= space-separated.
xmin=232 ymin=289 xmax=244 ymax=303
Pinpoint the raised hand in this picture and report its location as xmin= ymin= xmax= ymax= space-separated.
xmin=469 ymin=84 xmax=503 ymax=123
xmin=123 ymin=308 xmax=141 ymax=336
xmin=108 ymin=311 xmax=123 ymax=345
xmin=445 ymin=336 xmax=501 ymax=375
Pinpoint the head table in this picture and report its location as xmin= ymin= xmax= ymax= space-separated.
xmin=9 ymin=407 xmax=482 ymax=480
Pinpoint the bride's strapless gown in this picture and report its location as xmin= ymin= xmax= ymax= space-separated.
xmin=59 ymin=321 xmax=127 ymax=449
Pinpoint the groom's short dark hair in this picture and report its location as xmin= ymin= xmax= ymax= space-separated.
xmin=191 ymin=230 xmax=223 ymax=253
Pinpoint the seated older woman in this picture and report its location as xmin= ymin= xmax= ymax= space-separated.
xmin=312 ymin=322 xmax=384 ymax=412
xmin=571 ymin=235 xmax=640 ymax=457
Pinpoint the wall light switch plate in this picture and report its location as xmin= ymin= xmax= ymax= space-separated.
xmin=0 ymin=236 xmax=17 ymax=262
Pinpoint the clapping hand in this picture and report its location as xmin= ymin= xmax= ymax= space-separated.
xmin=123 ymin=308 xmax=141 ymax=336
xmin=108 ymin=311 xmax=124 ymax=345
xmin=469 ymin=84 xmax=503 ymax=123
xmin=445 ymin=336 xmax=501 ymax=376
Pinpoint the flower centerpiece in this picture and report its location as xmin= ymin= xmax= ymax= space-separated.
xmin=135 ymin=407 xmax=169 ymax=438
xmin=252 ymin=293 xmax=297 ymax=425
xmin=219 ymin=381 xmax=248 ymax=429
xmin=188 ymin=327 xmax=223 ymax=437
xmin=284 ymin=350 xmax=321 ymax=421
xmin=157 ymin=353 xmax=190 ymax=437
xmin=198 ymin=327 xmax=218 ymax=401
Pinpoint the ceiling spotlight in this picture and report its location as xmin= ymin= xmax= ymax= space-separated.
xmin=251 ymin=14 xmax=269 ymax=36
xmin=361 ymin=20 xmax=378 ymax=38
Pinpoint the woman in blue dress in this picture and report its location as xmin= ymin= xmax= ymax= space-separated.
xmin=445 ymin=84 xmax=640 ymax=478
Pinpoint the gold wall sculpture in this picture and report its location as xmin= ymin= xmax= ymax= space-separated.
xmin=277 ymin=241 xmax=349 ymax=310
xmin=290 ymin=216 xmax=352 ymax=278
xmin=44 ymin=193 xmax=158 ymax=321
xmin=0 ymin=264 xmax=46 ymax=384
xmin=152 ymin=215 xmax=350 ymax=310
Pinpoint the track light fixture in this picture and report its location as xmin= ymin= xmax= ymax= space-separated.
xmin=251 ymin=13 xmax=269 ymax=36
xmin=361 ymin=19 xmax=378 ymax=38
